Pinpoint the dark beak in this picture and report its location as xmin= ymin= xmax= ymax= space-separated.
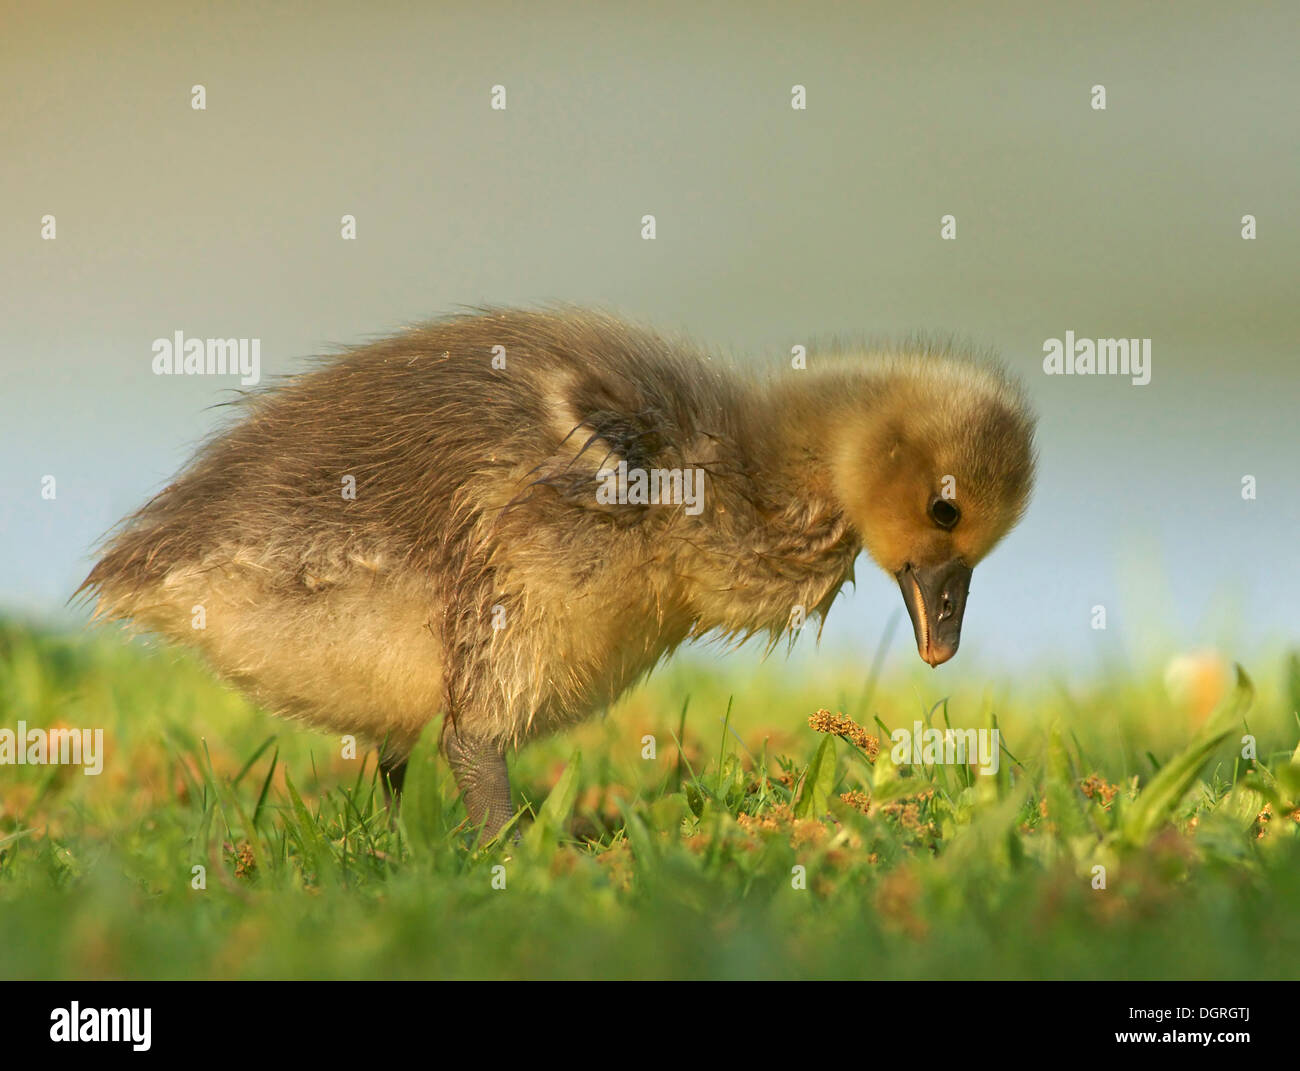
xmin=895 ymin=560 xmax=973 ymax=667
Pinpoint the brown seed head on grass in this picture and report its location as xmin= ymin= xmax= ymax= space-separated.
xmin=224 ymin=841 xmax=256 ymax=880
xmin=840 ymin=789 xmax=871 ymax=813
xmin=736 ymin=803 xmax=796 ymax=835
xmin=808 ymin=709 xmax=880 ymax=760
xmin=1079 ymin=773 xmax=1120 ymax=805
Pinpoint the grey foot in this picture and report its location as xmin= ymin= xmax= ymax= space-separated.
xmin=442 ymin=721 xmax=515 ymax=841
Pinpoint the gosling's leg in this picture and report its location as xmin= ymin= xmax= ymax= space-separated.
xmin=442 ymin=721 xmax=515 ymax=841
xmin=378 ymin=756 xmax=408 ymax=811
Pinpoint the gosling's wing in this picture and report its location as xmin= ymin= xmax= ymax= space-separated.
xmin=520 ymin=391 xmax=678 ymax=526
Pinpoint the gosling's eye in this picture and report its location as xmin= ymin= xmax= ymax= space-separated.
xmin=929 ymin=496 xmax=961 ymax=530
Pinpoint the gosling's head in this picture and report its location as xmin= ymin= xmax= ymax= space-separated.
xmin=830 ymin=352 xmax=1036 ymax=666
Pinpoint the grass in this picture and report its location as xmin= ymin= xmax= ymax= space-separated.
xmin=1 ymin=617 xmax=1298 ymax=980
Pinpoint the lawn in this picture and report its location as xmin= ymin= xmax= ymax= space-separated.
xmin=1 ymin=618 xmax=1297 ymax=980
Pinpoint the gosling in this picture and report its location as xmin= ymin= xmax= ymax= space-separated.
xmin=80 ymin=308 xmax=1036 ymax=839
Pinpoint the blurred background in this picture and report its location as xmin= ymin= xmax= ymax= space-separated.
xmin=2 ymin=0 xmax=1297 ymax=682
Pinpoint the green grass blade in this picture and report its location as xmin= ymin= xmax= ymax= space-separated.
xmin=523 ymin=751 xmax=582 ymax=854
xmin=1119 ymin=666 xmax=1253 ymax=847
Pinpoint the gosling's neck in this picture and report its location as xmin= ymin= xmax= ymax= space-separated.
xmin=746 ymin=363 xmax=890 ymax=517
